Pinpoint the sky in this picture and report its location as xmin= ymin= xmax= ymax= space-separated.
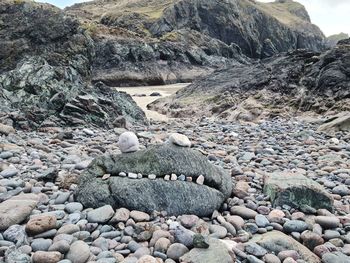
xmin=36 ymin=0 xmax=350 ymax=37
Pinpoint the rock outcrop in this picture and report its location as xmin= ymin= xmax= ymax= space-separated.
xmin=150 ymin=39 xmax=350 ymax=119
xmin=263 ymin=171 xmax=333 ymax=211
xmin=75 ymin=144 xmax=232 ymax=216
xmin=66 ymin=0 xmax=325 ymax=86
xmin=0 ymin=0 xmax=146 ymax=129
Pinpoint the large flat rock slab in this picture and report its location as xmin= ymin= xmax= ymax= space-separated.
xmin=252 ymin=231 xmax=321 ymax=263
xmin=180 ymin=238 xmax=235 ymax=263
xmin=0 ymin=194 xmax=39 ymax=230
xmin=318 ymin=113 xmax=350 ymax=135
xmin=75 ymin=144 xmax=232 ymax=216
xmin=263 ymin=171 xmax=333 ymax=211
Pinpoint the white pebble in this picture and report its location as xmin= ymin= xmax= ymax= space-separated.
xmin=119 ymin=172 xmax=127 ymax=177
xmin=148 ymin=174 xmax=156 ymax=180
xmin=137 ymin=173 xmax=143 ymax=179
xmin=196 ymin=175 xmax=204 ymax=185
xmin=171 ymin=174 xmax=177 ymax=181
xmin=164 ymin=175 xmax=170 ymax=181
xmin=169 ymin=133 xmax=191 ymax=147
xmin=118 ymin=132 xmax=139 ymax=153
xmin=128 ymin=172 xmax=138 ymax=179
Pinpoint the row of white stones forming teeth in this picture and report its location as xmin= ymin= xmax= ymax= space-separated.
xmin=101 ymin=172 xmax=205 ymax=185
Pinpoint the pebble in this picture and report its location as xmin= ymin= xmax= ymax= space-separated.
xmin=32 ymin=251 xmax=62 ymax=263
xmin=66 ymin=240 xmax=90 ymax=263
xmin=87 ymin=205 xmax=114 ymax=223
xmin=231 ymin=206 xmax=258 ymax=219
xmin=283 ymin=220 xmax=309 ymax=233
xmin=169 ymin=133 xmax=191 ymax=147
xmin=130 ymin=210 xmax=150 ymax=222
xmin=166 ymin=243 xmax=189 ymax=260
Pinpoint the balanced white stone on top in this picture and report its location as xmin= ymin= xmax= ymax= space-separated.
xmin=117 ymin=131 xmax=139 ymax=153
xmin=169 ymin=133 xmax=191 ymax=147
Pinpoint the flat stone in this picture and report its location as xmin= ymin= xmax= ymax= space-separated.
xmin=130 ymin=210 xmax=150 ymax=222
xmin=110 ymin=208 xmax=130 ymax=223
xmin=0 ymin=194 xmax=39 ymax=230
xmin=180 ymin=238 xmax=235 ymax=263
xmin=66 ymin=240 xmax=90 ymax=263
xmin=263 ymin=171 xmax=333 ymax=211
xmin=283 ymin=220 xmax=309 ymax=233
xmin=322 ymin=252 xmax=350 ymax=263
xmin=26 ymin=215 xmax=57 ymax=235
xmin=32 ymin=251 xmax=61 ymax=263
xmin=252 ymin=231 xmax=321 ymax=263
xmin=167 ymin=243 xmax=189 ymax=260
xmin=315 ymin=216 xmax=340 ymax=229
xmin=230 ymin=206 xmax=258 ymax=219
xmin=169 ymin=133 xmax=191 ymax=147
xmin=87 ymin=205 xmax=114 ymax=223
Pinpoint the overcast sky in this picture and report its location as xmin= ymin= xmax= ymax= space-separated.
xmin=36 ymin=0 xmax=349 ymax=36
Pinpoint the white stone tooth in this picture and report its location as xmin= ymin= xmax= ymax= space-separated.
xmin=186 ymin=177 xmax=192 ymax=182
xmin=164 ymin=175 xmax=170 ymax=181
xmin=148 ymin=174 xmax=156 ymax=180
xmin=119 ymin=172 xmax=126 ymax=177
xmin=196 ymin=175 xmax=204 ymax=185
xmin=128 ymin=172 xmax=138 ymax=179
xmin=137 ymin=173 xmax=143 ymax=179
xmin=170 ymin=174 xmax=177 ymax=181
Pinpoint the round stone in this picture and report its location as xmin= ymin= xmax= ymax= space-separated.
xmin=66 ymin=240 xmax=90 ymax=263
xmin=166 ymin=243 xmax=189 ymax=260
xmin=169 ymin=133 xmax=191 ymax=147
xmin=26 ymin=215 xmax=57 ymax=235
xmin=130 ymin=211 xmax=150 ymax=222
xmin=117 ymin=132 xmax=139 ymax=153
xmin=87 ymin=205 xmax=114 ymax=223
xmin=255 ymin=214 xmax=270 ymax=228
xmin=31 ymin=238 xmax=52 ymax=252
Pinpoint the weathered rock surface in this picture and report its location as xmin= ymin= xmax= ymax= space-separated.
xmin=180 ymin=238 xmax=235 ymax=263
xmin=65 ymin=0 xmax=324 ymax=86
xmin=263 ymin=171 xmax=333 ymax=211
xmin=0 ymin=194 xmax=39 ymax=231
xmin=0 ymin=0 xmax=146 ymax=128
xmin=75 ymin=144 xmax=232 ymax=216
xmin=253 ymin=231 xmax=321 ymax=263
xmin=318 ymin=113 xmax=350 ymax=135
xmin=150 ymin=39 xmax=350 ymax=119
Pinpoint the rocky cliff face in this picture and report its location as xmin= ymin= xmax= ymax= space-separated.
xmin=149 ymin=39 xmax=350 ymax=120
xmin=0 ymin=0 xmax=146 ymax=129
xmin=66 ymin=0 xmax=325 ymax=86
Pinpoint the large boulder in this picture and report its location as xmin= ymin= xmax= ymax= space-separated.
xmin=75 ymin=144 xmax=232 ymax=216
xmin=263 ymin=171 xmax=333 ymax=211
xmin=252 ymin=231 xmax=321 ymax=263
xmin=0 ymin=0 xmax=147 ymax=128
xmin=0 ymin=194 xmax=39 ymax=231
xmin=318 ymin=113 xmax=350 ymax=135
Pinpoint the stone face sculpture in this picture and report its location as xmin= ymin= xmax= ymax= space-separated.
xmin=75 ymin=144 xmax=232 ymax=216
